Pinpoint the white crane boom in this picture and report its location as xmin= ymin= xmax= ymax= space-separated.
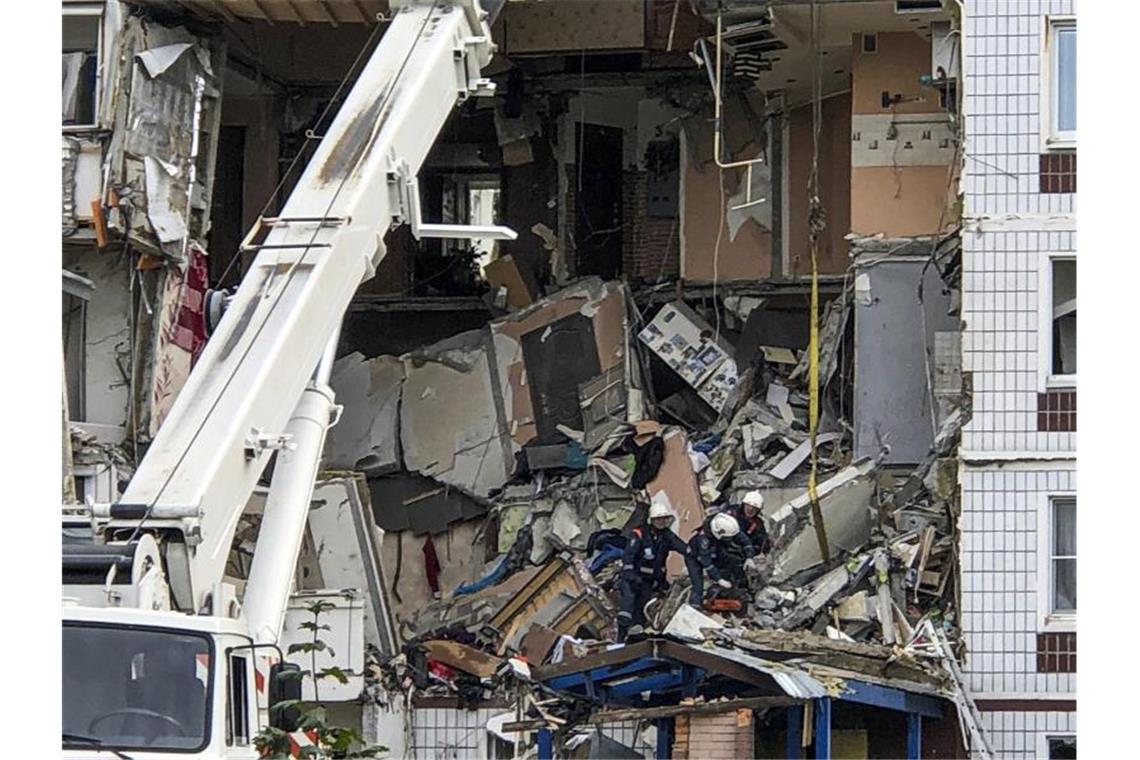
xmin=103 ymin=0 xmax=512 ymax=614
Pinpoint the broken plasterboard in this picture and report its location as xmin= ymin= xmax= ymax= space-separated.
xmin=325 ymin=353 xmax=404 ymax=474
xmin=400 ymin=331 xmax=511 ymax=497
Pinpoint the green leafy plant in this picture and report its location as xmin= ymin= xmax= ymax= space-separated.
xmin=254 ymin=600 xmax=389 ymax=759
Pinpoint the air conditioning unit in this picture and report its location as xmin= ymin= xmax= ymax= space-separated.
xmin=930 ymin=20 xmax=959 ymax=83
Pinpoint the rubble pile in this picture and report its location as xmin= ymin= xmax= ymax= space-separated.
xmin=332 ymin=275 xmax=966 ymax=715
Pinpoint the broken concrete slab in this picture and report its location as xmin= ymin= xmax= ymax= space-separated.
xmin=326 ymin=353 xmax=404 ymax=474
xmin=768 ymin=462 xmax=878 ymax=582
xmin=401 ymin=330 xmax=513 ymax=498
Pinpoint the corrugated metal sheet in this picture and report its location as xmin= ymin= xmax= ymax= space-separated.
xmin=693 ymin=644 xmax=829 ymax=700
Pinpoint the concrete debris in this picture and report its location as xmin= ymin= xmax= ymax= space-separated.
xmin=331 ymin=275 xmax=963 ymax=734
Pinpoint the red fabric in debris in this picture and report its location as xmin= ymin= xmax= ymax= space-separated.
xmin=170 ymin=245 xmax=209 ymax=363
xmin=423 ymin=534 xmax=441 ymax=595
xmin=427 ymin=660 xmax=456 ymax=682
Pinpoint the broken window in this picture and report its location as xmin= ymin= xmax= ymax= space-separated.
xmin=1051 ymin=258 xmax=1076 ymax=377
xmin=1048 ymin=18 xmax=1076 ymax=145
xmin=62 ymin=9 xmax=101 ymax=127
xmin=1050 ymin=496 xmax=1076 ymax=614
xmin=437 ymin=174 xmax=501 ymax=268
xmin=1047 ymin=735 xmax=1077 ymax=759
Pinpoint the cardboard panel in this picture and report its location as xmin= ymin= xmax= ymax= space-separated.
xmin=646 ymin=429 xmax=704 ymax=578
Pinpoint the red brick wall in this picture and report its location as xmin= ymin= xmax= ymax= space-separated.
xmin=623 ymin=170 xmax=680 ymax=281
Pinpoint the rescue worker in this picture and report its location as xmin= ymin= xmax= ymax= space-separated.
xmin=617 ymin=499 xmax=687 ymax=641
xmin=685 ymin=511 xmax=756 ymax=608
xmin=731 ymin=490 xmax=772 ymax=554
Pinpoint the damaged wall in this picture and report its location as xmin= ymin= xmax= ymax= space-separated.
xmin=61 ymin=247 xmax=132 ymax=434
xmin=380 ymin=518 xmax=487 ymax=633
xmin=503 ymin=0 xmax=645 ymax=54
xmin=850 ymin=32 xmax=956 ymax=238
xmin=787 ymin=92 xmax=852 ymax=276
xmin=679 ymin=127 xmax=773 ymax=282
xmin=102 ymin=16 xmax=226 ymax=258
xmin=853 ymin=255 xmax=958 ymax=465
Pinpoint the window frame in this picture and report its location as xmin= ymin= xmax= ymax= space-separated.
xmin=62 ymin=2 xmax=105 ymax=132
xmin=1038 ymin=252 xmax=1076 ymax=390
xmin=226 ymin=653 xmax=252 ymax=747
xmin=1037 ymin=492 xmax=1076 ymax=633
xmin=1038 ymin=733 xmax=1077 ymax=759
xmin=1041 ymin=16 xmax=1076 ymax=151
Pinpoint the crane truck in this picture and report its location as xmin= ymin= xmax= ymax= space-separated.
xmin=62 ymin=1 xmax=514 ymax=756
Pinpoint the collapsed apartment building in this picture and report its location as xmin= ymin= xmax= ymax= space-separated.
xmin=62 ymin=0 xmax=1076 ymax=757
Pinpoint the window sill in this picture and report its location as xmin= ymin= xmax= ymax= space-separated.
xmin=1043 ymin=138 xmax=1076 ymax=153
xmin=1046 ymin=375 xmax=1076 ymax=390
xmin=1041 ymin=614 xmax=1076 ymax=633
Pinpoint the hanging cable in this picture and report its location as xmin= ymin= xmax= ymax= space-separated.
xmin=806 ymin=0 xmax=830 ymax=563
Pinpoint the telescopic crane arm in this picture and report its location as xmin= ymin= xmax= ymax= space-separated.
xmin=102 ymin=0 xmax=514 ymax=616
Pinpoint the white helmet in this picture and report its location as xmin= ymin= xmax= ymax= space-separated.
xmin=743 ymin=491 xmax=765 ymax=511
xmin=648 ymin=499 xmax=674 ymax=524
xmin=710 ymin=512 xmax=740 ymax=540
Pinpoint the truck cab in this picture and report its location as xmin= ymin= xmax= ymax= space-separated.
xmin=63 ymin=606 xmax=261 ymax=759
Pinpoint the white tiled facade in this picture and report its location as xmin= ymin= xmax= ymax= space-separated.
xmin=960 ymin=1 xmax=1076 ymax=757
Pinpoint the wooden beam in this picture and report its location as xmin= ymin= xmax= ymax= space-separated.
xmin=314 ymin=0 xmax=340 ymax=26
xmin=249 ymin=0 xmax=276 ymax=25
xmin=284 ymin=0 xmax=308 ymax=26
xmin=585 ymin=696 xmax=802 ymax=724
xmin=533 ymin=640 xmax=657 ymax=681
xmin=351 ymin=0 xmax=375 ymax=25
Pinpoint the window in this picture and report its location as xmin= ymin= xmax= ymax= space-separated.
xmin=1040 ymin=255 xmax=1076 ymax=387
xmin=1047 ymin=735 xmax=1077 ymax=759
xmin=1050 ymin=496 xmax=1076 ymax=614
xmin=63 ymin=625 xmax=212 ymax=753
xmin=1045 ymin=18 xmax=1076 ymax=147
xmin=62 ymin=8 xmax=102 ymax=127
xmin=1051 ymin=259 xmax=1076 ymax=377
xmin=227 ymin=655 xmax=250 ymax=746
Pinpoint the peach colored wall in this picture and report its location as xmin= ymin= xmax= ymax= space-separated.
xmin=849 ymin=166 xmax=955 ymax=237
xmin=681 ymin=159 xmax=772 ymax=282
xmin=851 ymin=32 xmax=940 ymax=116
xmin=787 ymin=92 xmax=852 ymax=276
xmin=850 ymin=31 xmax=953 ymax=236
